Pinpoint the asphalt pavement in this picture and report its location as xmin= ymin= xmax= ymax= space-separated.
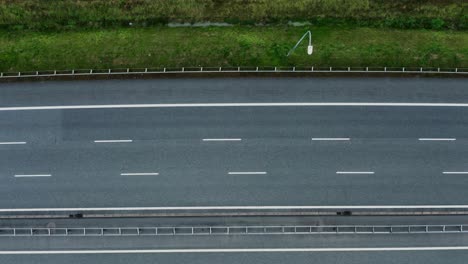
xmin=2 ymin=251 xmax=468 ymax=264
xmin=2 ymin=232 xmax=468 ymax=263
xmin=1 ymin=77 xmax=467 ymax=106
xmin=1 ymin=77 xmax=468 ymax=263
xmin=0 ymin=78 xmax=468 ymax=209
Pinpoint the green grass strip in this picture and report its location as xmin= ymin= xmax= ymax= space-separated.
xmin=0 ymin=26 xmax=467 ymax=72
xmin=1 ymin=0 xmax=466 ymax=30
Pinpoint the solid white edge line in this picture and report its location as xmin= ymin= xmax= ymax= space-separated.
xmin=4 ymin=205 xmax=468 ymax=212
xmin=0 ymin=141 xmax=27 ymax=145
xmin=2 ymin=247 xmax=468 ymax=254
xmin=4 ymin=102 xmax=468 ymax=111
xmin=336 ymin=171 xmax=375 ymax=174
xmin=228 ymin=172 xmax=267 ymax=175
xmin=443 ymin=172 xmax=468 ymax=174
xmin=94 ymin=140 xmax=133 ymax=143
xmin=14 ymin=174 xmax=51 ymax=178
xmin=121 ymin=173 xmax=159 ymax=176
xmin=418 ymin=138 xmax=456 ymax=141
xmin=312 ymin=138 xmax=350 ymax=141
xmin=203 ymin=138 xmax=242 ymax=141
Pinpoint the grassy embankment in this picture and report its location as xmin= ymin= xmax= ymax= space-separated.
xmin=1 ymin=26 xmax=466 ymax=72
xmin=1 ymin=0 xmax=466 ymax=30
xmin=0 ymin=0 xmax=466 ymax=71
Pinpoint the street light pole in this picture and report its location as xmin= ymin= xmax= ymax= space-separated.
xmin=287 ymin=31 xmax=313 ymax=56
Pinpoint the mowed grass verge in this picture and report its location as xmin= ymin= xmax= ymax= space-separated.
xmin=0 ymin=26 xmax=467 ymax=72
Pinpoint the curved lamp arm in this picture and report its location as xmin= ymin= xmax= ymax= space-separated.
xmin=287 ymin=31 xmax=313 ymax=57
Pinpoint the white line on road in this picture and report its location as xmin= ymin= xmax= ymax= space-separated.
xmin=0 ymin=141 xmax=27 ymax=145
xmin=121 ymin=173 xmax=159 ymax=176
xmin=14 ymin=174 xmax=51 ymax=178
xmin=312 ymin=138 xmax=350 ymax=141
xmin=443 ymin=172 xmax=468 ymax=175
xmin=4 ymin=102 xmax=468 ymax=111
xmin=228 ymin=172 xmax=267 ymax=175
xmin=4 ymin=205 xmax=468 ymax=212
xmin=336 ymin=171 xmax=375 ymax=175
xmin=94 ymin=140 xmax=133 ymax=143
xmin=203 ymin=138 xmax=242 ymax=141
xmin=2 ymin=247 xmax=468 ymax=254
xmin=418 ymin=138 xmax=456 ymax=141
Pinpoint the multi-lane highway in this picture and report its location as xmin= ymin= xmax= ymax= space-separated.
xmin=2 ymin=77 xmax=468 ymax=262
xmin=1 ymin=78 xmax=468 ymax=209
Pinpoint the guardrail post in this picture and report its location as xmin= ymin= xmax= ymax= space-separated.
xmin=36 ymin=71 xmax=39 ymax=76
xmin=293 ymin=67 xmax=296 ymax=72
xmin=30 ymin=228 xmax=33 ymax=236
xmin=108 ymin=69 xmax=111 ymax=74
xmin=438 ymin=67 xmax=440 ymax=72
xmin=456 ymin=68 xmax=458 ymax=73
xmin=348 ymin=67 xmax=350 ymax=72
xmin=461 ymin=225 xmax=464 ymax=232
xmin=275 ymin=67 xmax=277 ymax=72
xmin=54 ymin=70 xmax=57 ymax=75
xmin=90 ymin=69 xmax=93 ymax=74
xmin=311 ymin=67 xmax=314 ymax=72
xmin=18 ymin=72 xmax=21 ymax=77
xmin=200 ymin=67 xmax=203 ymax=72
xmin=219 ymin=67 xmax=221 ymax=72
xmin=145 ymin=68 xmax=148 ymax=73
xmin=366 ymin=67 xmax=368 ymax=72
xmin=256 ymin=67 xmax=259 ymax=72
xmin=126 ymin=68 xmax=129 ymax=73
xmin=182 ymin=67 xmax=185 ymax=72
xmin=0 ymin=73 xmax=3 ymax=77
xmin=402 ymin=67 xmax=405 ymax=72
xmin=191 ymin=227 xmax=194 ymax=235
xmin=330 ymin=67 xmax=332 ymax=71
xmin=384 ymin=67 xmax=387 ymax=72
xmin=420 ymin=67 xmax=423 ymax=72
xmin=238 ymin=67 xmax=240 ymax=72
xmin=72 ymin=70 xmax=75 ymax=74
xmin=164 ymin=68 xmax=166 ymax=73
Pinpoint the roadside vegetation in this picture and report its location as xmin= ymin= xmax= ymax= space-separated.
xmin=0 ymin=0 xmax=466 ymax=30
xmin=0 ymin=0 xmax=466 ymax=72
xmin=1 ymin=26 xmax=466 ymax=72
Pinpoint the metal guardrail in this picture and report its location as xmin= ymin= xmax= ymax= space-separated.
xmin=0 ymin=66 xmax=467 ymax=79
xmin=1 ymin=224 xmax=468 ymax=237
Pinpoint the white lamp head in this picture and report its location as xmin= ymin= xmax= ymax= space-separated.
xmin=307 ymin=45 xmax=314 ymax=55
